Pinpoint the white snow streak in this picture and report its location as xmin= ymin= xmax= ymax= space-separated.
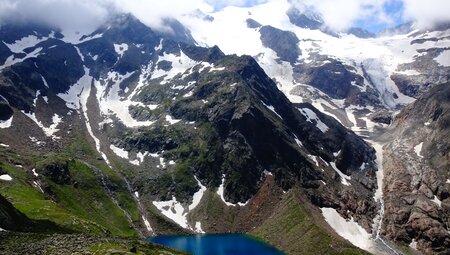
xmin=299 ymin=108 xmax=329 ymax=133
xmin=261 ymin=101 xmax=283 ymax=120
xmin=110 ymin=145 xmax=129 ymax=159
xmin=217 ymin=175 xmax=248 ymax=207
xmin=330 ymin=162 xmax=351 ymax=186
xmin=188 ymin=177 xmax=207 ymax=211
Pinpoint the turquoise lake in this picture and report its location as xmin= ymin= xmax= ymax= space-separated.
xmin=148 ymin=234 xmax=285 ymax=255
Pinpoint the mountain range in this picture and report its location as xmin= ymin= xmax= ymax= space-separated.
xmin=0 ymin=1 xmax=449 ymax=255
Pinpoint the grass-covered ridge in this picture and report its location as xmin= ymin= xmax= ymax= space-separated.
xmin=251 ymin=190 xmax=369 ymax=255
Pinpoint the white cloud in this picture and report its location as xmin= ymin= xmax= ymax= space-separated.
xmin=115 ymin=0 xmax=213 ymax=31
xmin=0 ymin=0 xmax=212 ymax=33
xmin=291 ymin=0 xmax=450 ymax=31
xmin=402 ymin=0 xmax=450 ymax=29
xmin=290 ymin=0 xmax=392 ymax=31
xmin=0 ymin=0 xmax=448 ymax=35
xmin=0 ymin=0 xmax=111 ymax=33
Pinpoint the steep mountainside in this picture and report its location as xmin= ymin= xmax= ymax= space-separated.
xmin=381 ymin=83 xmax=450 ymax=254
xmin=0 ymin=2 xmax=449 ymax=255
xmin=0 ymin=13 xmax=382 ymax=254
xmin=177 ymin=2 xmax=450 ymax=254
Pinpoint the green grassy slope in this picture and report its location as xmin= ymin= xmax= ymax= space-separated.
xmin=251 ymin=191 xmax=370 ymax=255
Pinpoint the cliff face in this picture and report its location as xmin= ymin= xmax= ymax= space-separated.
xmin=382 ymin=83 xmax=450 ymax=254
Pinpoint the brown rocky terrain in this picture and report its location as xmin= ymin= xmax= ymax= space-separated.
xmin=382 ymin=83 xmax=450 ymax=254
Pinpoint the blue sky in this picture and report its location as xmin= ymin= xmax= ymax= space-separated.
xmin=355 ymin=0 xmax=405 ymax=32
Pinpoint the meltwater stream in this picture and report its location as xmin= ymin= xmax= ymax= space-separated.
xmin=367 ymin=140 xmax=401 ymax=255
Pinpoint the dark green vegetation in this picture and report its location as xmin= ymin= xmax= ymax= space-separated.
xmin=0 ymin=141 xmax=137 ymax=236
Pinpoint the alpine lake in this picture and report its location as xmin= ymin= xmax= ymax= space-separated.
xmin=148 ymin=234 xmax=285 ymax=255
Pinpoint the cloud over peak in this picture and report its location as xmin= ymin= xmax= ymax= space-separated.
xmin=0 ymin=0 xmax=449 ymax=35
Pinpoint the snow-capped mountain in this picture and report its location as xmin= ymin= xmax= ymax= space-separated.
xmin=175 ymin=0 xmax=450 ymax=253
xmin=180 ymin=0 xmax=450 ymax=135
xmin=0 ymin=1 xmax=449 ymax=255
xmin=0 ymin=12 xmax=381 ymax=254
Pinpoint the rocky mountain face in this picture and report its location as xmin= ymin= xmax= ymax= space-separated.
xmin=178 ymin=1 xmax=450 ymax=254
xmin=0 ymin=12 xmax=380 ymax=254
xmin=0 ymin=2 xmax=449 ymax=255
xmin=382 ymin=83 xmax=450 ymax=254
xmin=182 ymin=0 xmax=450 ymax=140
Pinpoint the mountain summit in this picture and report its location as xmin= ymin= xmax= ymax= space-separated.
xmin=0 ymin=2 xmax=449 ymax=255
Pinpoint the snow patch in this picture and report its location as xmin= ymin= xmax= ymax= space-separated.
xmin=0 ymin=115 xmax=13 ymax=129
xmin=110 ymin=145 xmax=129 ymax=159
xmin=41 ymin=75 xmax=49 ymax=88
xmin=431 ymin=196 xmax=442 ymax=207
xmin=153 ymin=196 xmax=188 ymax=229
xmin=307 ymin=155 xmax=319 ymax=167
xmin=0 ymin=174 xmax=12 ymax=181
xmin=78 ymin=33 xmax=103 ymax=43
xmin=152 ymin=51 xmax=198 ymax=84
xmin=59 ymin=67 xmax=110 ymax=165
xmin=96 ymin=71 xmax=156 ymax=128
xmin=330 ymin=162 xmax=351 ymax=186
xmin=195 ymin=221 xmax=205 ymax=233
xmin=435 ymin=50 xmax=450 ymax=67
xmin=414 ymin=142 xmax=423 ymax=158
xmin=165 ymin=115 xmax=181 ymax=125
xmin=263 ymin=170 xmax=273 ymax=176
xmin=114 ymin=43 xmax=129 ymax=57
xmin=294 ymin=137 xmax=303 ymax=148
xmin=188 ymin=177 xmax=207 ymax=211
xmin=0 ymin=46 xmax=42 ymax=68
xmin=298 ymin=108 xmax=329 ymax=133
xmin=409 ymin=239 xmax=418 ymax=250
xmin=137 ymin=152 xmax=149 ymax=163
xmin=0 ymin=143 xmax=9 ymax=147
xmin=142 ymin=216 xmax=153 ymax=232
xmin=4 ymin=35 xmax=45 ymax=53
xmin=22 ymin=112 xmax=62 ymax=139
xmin=321 ymin=207 xmax=374 ymax=251
xmin=217 ymin=175 xmax=248 ymax=206
xmin=33 ymin=181 xmax=44 ymax=193
xmin=261 ymin=101 xmax=283 ymax=120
